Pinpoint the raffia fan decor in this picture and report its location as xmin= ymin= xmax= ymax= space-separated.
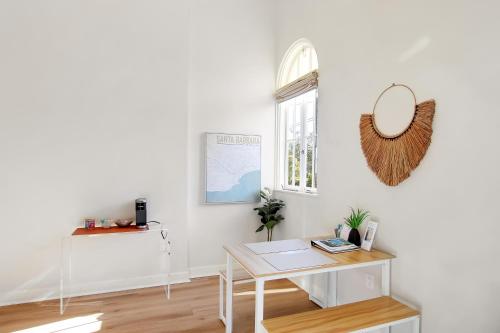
xmin=360 ymin=84 xmax=436 ymax=186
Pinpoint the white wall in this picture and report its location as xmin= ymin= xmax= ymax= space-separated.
xmin=0 ymin=0 xmax=191 ymax=304
xmin=3 ymin=2 xmax=499 ymax=332
xmin=0 ymin=0 xmax=277 ymax=305
xmin=273 ymin=0 xmax=500 ymax=332
xmin=187 ymin=0 xmax=276 ymax=274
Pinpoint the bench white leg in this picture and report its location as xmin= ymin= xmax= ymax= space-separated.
xmin=225 ymin=254 xmax=233 ymax=333
xmin=255 ymin=279 xmax=265 ymax=333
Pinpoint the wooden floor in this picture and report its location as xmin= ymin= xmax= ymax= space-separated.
xmin=0 ymin=277 xmax=319 ymax=333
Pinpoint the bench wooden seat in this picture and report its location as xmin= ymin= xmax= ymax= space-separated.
xmin=262 ymin=296 xmax=420 ymax=333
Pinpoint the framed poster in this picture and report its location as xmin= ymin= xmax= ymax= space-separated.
xmin=205 ymin=133 xmax=261 ymax=204
xmin=361 ymin=221 xmax=378 ymax=251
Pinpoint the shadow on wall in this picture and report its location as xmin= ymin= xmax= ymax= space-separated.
xmin=398 ymin=37 xmax=431 ymax=63
xmin=0 ymin=265 xmax=58 ymax=305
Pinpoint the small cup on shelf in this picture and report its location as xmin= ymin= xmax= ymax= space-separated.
xmin=84 ymin=218 xmax=96 ymax=229
xmin=100 ymin=218 xmax=114 ymax=228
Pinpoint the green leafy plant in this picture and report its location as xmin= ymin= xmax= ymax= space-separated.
xmin=254 ymin=188 xmax=285 ymax=241
xmin=344 ymin=208 xmax=369 ymax=230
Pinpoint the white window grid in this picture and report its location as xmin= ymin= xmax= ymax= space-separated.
xmin=278 ymin=89 xmax=318 ymax=193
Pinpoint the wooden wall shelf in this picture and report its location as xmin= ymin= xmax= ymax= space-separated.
xmin=72 ymin=226 xmax=146 ymax=236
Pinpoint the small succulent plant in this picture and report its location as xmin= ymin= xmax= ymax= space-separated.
xmin=344 ymin=208 xmax=369 ymax=230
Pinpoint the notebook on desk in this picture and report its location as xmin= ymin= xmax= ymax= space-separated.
xmin=245 ymin=239 xmax=310 ymax=254
xmin=261 ymin=249 xmax=336 ymax=271
xmin=311 ymin=238 xmax=359 ymax=254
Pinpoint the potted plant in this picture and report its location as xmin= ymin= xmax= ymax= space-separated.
xmin=344 ymin=208 xmax=369 ymax=246
xmin=254 ymin=188 xmax=285 ymax=242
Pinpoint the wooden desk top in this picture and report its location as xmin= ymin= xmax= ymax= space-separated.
xmin=224 ymin=238 xmax=394 ymax=279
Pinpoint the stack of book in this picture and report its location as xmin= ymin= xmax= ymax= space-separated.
xmin=311 ymin=238 xmax=358 ymax=254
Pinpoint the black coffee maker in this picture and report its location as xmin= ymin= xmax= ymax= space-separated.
xmin=135 ymin=198 xmax=147 ymax=228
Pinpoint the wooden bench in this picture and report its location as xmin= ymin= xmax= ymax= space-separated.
xmin=262 ymin=296 xmax=420 ymax=333
xmin=219 ymin=269 xmax=254 ymax=324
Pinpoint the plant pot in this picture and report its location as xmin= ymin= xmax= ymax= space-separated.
xmin=348 ymin=228 xmax=361 ymax=246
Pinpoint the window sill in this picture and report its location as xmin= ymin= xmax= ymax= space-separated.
xmin=273 ymin=188 xmax=319 ymax=198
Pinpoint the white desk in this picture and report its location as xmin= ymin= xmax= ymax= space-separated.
xmin=223 ymin=238 xmax=395 ymax=333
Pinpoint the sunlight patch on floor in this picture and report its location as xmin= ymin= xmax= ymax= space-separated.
xmin=12 ymin=313 xmax=103 ymax=333
xmin=234 ymin=287 xmax=299 ymax=297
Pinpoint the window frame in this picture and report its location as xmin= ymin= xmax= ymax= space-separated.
xmin=277 ymin=40 xmax=319 ymax=89
xmin=275 ymin=39 xmax=319 ymax=195
xmin=277 ymin=89 xmax=318 ymax=194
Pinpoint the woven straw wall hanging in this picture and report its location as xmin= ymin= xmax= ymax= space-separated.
xmin=360 ymin=83 xmax=436 ymax=186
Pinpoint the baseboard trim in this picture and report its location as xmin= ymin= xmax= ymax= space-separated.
xmin=0 ymin=263 xmax=238 ymax=307
xmin=0 ymin=271 xmax=191 ymax=307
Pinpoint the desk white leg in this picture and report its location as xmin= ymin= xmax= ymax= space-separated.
xmin=412 ymin=317 xmax=421 ymax=333
xmin=68 ymin=236 xmax=72 ymax=299
xmin=161 ymin=236 xmax=171 ymax=300
xmin=381 ymin=260 xmax=391 ymax=296
xmin=60 ymin=237 xmax=73 ymax=315
xmin=219 ymin=274 xmax=225 ymax=321
xmin=167 ymin=239 xmax=171 ymax=299
xmin=167 ymin=277 xmax=171 ymax=299
xmin=255 ymin=279 xmax=265 ymax=333
xmin=381 ymin=260 xmax=391 ymax=333
xmin=59 ymin=237 xmax=64 ymax=315
xmin=225 ymin=254 xmax=233 ymax=333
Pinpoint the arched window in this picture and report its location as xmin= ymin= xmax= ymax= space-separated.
xmin=277 ymin=40 xmax=318 ymax=88
xmin=275 ymin=39 xmax=318 ymax=193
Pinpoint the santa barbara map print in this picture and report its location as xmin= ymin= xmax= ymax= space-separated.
xmin=205 ymin=133 xmax=261 ymax=203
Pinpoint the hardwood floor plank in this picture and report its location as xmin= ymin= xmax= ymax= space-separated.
xmin=0 ymin=277 xmax=318 ymax=333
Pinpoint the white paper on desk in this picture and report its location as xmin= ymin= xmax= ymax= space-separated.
xmin=262 ymin=249 xmax=336 ymax=271
xmin=245 ymin=239 xmax=310 ymax=255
